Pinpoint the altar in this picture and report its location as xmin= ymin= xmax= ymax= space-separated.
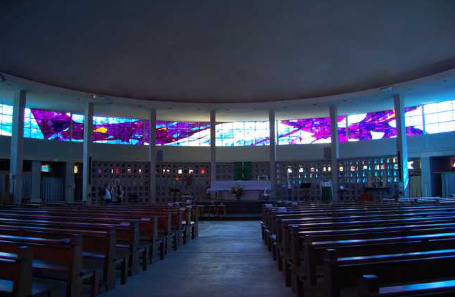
xmin=207 ymin=180 xmax=271 ymax=201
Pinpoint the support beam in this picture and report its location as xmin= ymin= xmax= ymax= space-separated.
xmin=31 ymin=161 xmax=41 ymax=203
xmin=210 ymin=110 xmax=216 ymax=183
xmin=9 ymin=90 xmax=26 ymax=204
xmin=82 ymin=102 xmax=94 ymax=202
xmin=148 ymin=109 xmax=157 ymax=203
xmin=329 ymin=105 xmax=340 ymax=201
xmin=394 ymin=94 xmax=409 ymax=198
xmin=65 ymin=161 xmax=75 ymax=203
xmin=269 ymin=110 xmax=277 ymax=200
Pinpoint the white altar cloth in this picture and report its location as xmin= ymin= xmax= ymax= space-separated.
xmin=207 ymin=181 xmax=271 ymax=192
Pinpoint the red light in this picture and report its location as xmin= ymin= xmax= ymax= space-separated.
xmin=201 ymin=169 xmax=206 ymax=174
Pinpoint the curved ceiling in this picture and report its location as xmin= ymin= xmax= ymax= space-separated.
xmin=1 ymin=0 xmax=455 ymax=103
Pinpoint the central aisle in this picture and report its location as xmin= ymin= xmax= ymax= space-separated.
xmin=104 ymin=221 xmax=294 ymax=297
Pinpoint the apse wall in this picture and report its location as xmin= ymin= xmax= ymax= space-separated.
xmin=1 ymin=131 xmax=455 ymax=162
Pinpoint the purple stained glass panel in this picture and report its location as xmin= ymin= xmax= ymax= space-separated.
xmin=30 ymin=109 xmax=72 ymax=141
xmin=278 ymin=116 xmax=338 ymax=144
xmin=20 ymin=104 xmax=426 ymax=146
xmin=146 ymin=121 xmax=210 ymax=146
xmin=341 ymin=107 xmax=423 ymax=142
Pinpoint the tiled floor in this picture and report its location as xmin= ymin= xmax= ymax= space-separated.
xmin=103 ymin=221 xmax=294 ymax=297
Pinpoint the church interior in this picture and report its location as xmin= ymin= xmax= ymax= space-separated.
xmin=1 ymin=1 xmax=455 ymax=296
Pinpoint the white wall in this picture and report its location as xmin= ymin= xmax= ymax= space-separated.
xmin=1 ymin=131 xmax=455 ymax=163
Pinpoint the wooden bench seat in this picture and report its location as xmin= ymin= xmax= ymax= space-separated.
xmin=324 ymin=248 xmax=455 ymax=297
xmin=0 ymin=247 xmax=61 ymax=297
xmin=298 ymin=232 xmax=455 ymax=288
xmin=0 ymin=234 xmax=96 ymax=297
xmin=0 ymin=209 xmax=171 ymax=262
xmin=0 ymin=216 xmax=141 ymax=277
xmin=277 ymin=217 xmax=455 ymax=287
xmin=359 ymin=275 xmax=455 ymax=297
xmin=0 ymin=222 xmax=128 ymax=291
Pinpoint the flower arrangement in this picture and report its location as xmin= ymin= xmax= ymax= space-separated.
xmin=230 ymin=186 xmax=245 ymax=200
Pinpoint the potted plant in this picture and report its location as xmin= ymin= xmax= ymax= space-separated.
xmin=230 ymin=186 xmax=245 ymax=201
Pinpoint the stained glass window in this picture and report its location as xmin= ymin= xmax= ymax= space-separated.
xmin=405 ymin=106 xmax=424 ymax=136
xmin=346 ymin=110 xmax=397 ymax=141
xmin=93 ymin=116 xmax=145 ymax=145
xmin=24 ymin=109 xmax=71 ymax=141
xmin=341 ymin=107 xmax=424 ymax=142
xmin=423 ymin=100 xmax=455 ymax=134
xmin=71 ymin=114 xmax=84 ymax=142
xmin=1 ymin=99 xmax=454 ymax=146
xmin=145 ymin=121 xmax=210 ymax=146
xmin=216 ymin=121 xmax=269 ymax=146
xmin=0 ymin=104 xmax=13 ymax=136
xmin=278 ymin=117 xmax=332 ymax=144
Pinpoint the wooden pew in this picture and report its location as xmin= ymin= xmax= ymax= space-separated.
xmin=274 ymin=213 xmax=455 ymax=288
xmin=324 ymin=248 xmax=455 ymax=297
xmin=264 ymin=204 xmax=455 ymax=241
xmin=0 ymin=216 xmax=140 ymax=277
xmin=278 ymin=214 xmax=455 ymax=281
xmin=260 ymin=203 xmax=455 ymax=296
xmin=359 ymin=275 xmax=455 ymax=297
xmin=266 ymin=205 xmax=455 ymax=256
xmin=3 ymin=208 xmax=172 ymax=261
xmin=47 ymin=204 xmax=198 ymax=242
xmin=0 ymin=224 xmax=126 ymax=291
xmin=275 ymin=209 xmax=455 ymax=252
xmin=0 ymin=246 xmax=61 ymax=297
xmin=4 ymin=208 xmax=176 ymax=257
xmin=0 ymin=234 xmax=98 ymax=297
xmin=293 ymin=230 xmax=455 ymax=291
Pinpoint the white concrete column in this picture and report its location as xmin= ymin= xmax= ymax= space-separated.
xmin=394 ymin=94 xmax=409 ymax=198
xmin=31 ymin=161 xmax=41 ymax=202
xmin=420 ymin=156 xmax=432 ymax=197
xmin=9 ymin=90 xmax=26 ymax=204
xmin=210 ymin=110 xmax=216 ymax=183
xmin=148 ymin=109 xmax=157 ymax=203
xmin=65 ymin=161 xmax=75 ymax=203
xmin=82 ymin=102 xmax=94 ymax=202
xmin=269 ymin=110 xmax=277 ymax=200
xmin=329 ymin=105 xmax=340 ymax=201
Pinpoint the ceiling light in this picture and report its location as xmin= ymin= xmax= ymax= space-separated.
xmin=378 ymin=86 xmax=392 ymax=92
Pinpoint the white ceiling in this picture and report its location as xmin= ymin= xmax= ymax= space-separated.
xmin=1 ymin=0 xmax=455 ymax=104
